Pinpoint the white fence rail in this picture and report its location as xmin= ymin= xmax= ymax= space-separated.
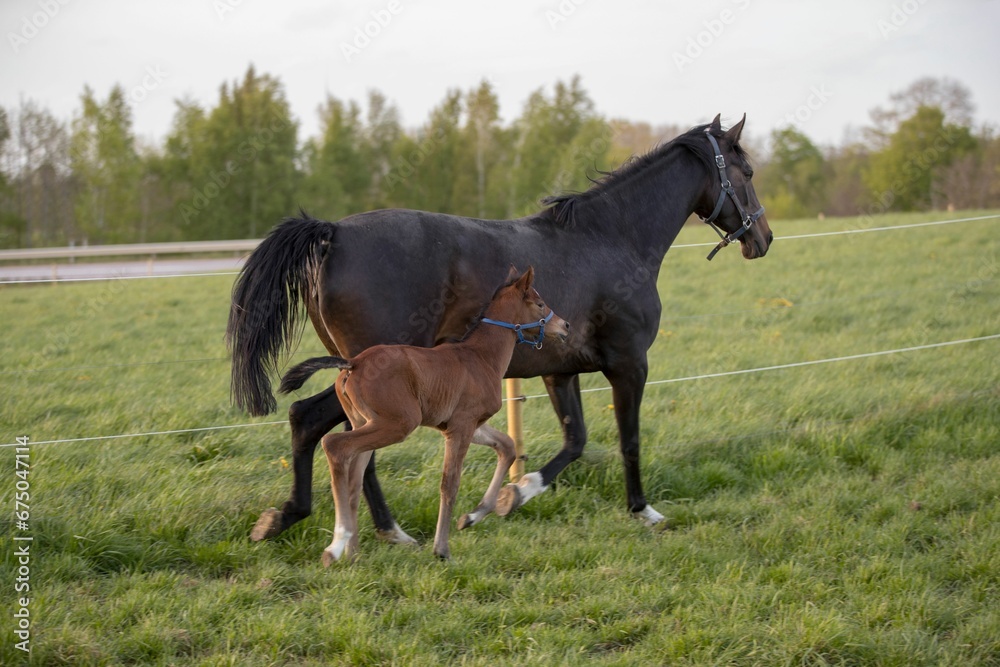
xmin=0 ymin=239 xmax=259 ymax=262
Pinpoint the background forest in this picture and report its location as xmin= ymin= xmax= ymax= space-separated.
xmin=1 ymin=67 xmax=998 ymax=248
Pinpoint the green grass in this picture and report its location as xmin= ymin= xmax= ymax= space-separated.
xmin=1 ymin=209 xmax=999 ymax=665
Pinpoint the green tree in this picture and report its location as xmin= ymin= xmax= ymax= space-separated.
xmin=864 ymin=105 xmax=975 ymax=211
xmin=70 ymin=85 xmax=141 ymax=243
xmin=362 ymin=90 xmax=403 ymax=210
xmin=299 ymin=95 xmax=370 ymax=219
xmin=395 ymin=89 xmax=463 ymax=212
xmin=758 ymin=126 xmax=827 ymax=218
xmin=869 ymin=77 xmax=974 ymax=146
xmin=174 ymin=66 xmax=298 ymax=239
xmin=0 ymin=105 xmax=25 ymax=247
xmin=506 ymin=76 xmax=608 ymax=216
xmin=454 ymin=80 xmax=505 ymax=218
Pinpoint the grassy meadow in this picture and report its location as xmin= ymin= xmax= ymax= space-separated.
xmin=1 ymin=210 xmax=999 ymax=665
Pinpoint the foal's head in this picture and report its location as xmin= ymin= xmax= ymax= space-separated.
xmin=487 ymin=267 xmax=570 ymax=344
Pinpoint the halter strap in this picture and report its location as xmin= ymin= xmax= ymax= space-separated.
xmin=700 ymin=131 xmax=765 ymax=261
xmin=481 ymin=310 xmax=553 ymax=349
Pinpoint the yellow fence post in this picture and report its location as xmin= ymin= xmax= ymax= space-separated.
xmin=505 ymin=378 xmax=525 ymax=482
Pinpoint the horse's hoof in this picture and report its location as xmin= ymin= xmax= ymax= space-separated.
xmin=321 ymin=549 xmax=337 ymax=568
xmin=457 ymin=513 xmax=474 ymax=531
xmin=632 ymin=505 xmax=666 ymax=528
xmin=250 ymin=508 xmax=284 ymax=541
xmin=495 ymin=484 xmax=522 ymax=517
xmin=376 ymin=522 xmax=419 ymax=546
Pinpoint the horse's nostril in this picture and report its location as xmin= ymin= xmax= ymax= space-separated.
xmin=767 ymin=232 xmax=774 ymax=244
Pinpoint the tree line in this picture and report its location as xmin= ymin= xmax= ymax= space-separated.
xmin=1 ymin=68 xmax=996 ymax=248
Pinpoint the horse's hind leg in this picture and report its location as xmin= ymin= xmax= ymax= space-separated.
xmin=457 ymin=424 xmax=516 ymax=530
xmin=496 ymin=373 xmax=587 ymax=516
xmin=364 ymin=453 xmax=417 ymax=546
xmin=251 ymin=384 xmax=344 ymax=541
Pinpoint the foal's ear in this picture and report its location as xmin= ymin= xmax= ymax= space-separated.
xmin=505 ymin=264 xmax=520 ymax=284
xmin=515 ymin=266 xmax=535 ymax=292
xmin=710 ymin=113 xmax=722 ymax=133
xmin=724 ymin=113 xmax=746 ymax=143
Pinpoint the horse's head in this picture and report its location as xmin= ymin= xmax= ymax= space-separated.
xmin=491 ymin=266 xmax=570 ymax=347
xmin=694 ymin=114 xmax=773 ymax=261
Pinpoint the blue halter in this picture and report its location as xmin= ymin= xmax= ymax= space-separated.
xmin=481 ymin=310 xmax=554 ymax=349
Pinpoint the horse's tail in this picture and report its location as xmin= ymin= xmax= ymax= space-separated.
xmin=278 ymin=356 xmax=353 ymax=394
xmin=226 ymin=213 xmax=336 ymax=416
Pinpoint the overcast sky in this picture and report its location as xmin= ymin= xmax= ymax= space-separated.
xmin=2 ymin=0 xmax=998 ymax=151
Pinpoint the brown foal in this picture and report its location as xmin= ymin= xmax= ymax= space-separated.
xmin=278 ymin=267 xmax=569 ymax=563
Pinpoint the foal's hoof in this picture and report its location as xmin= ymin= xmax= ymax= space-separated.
xmin=457 ymin=513 xmax=474 ymax=531
xmin=250 ymin=508 xmax=284 ymax=542
xmin=495 ymin=484 xmax=523 ymax=517
xmin=321 ymin=549 xmax=338 ymax=568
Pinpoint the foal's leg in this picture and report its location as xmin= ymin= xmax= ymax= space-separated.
xmin=496 ymin=373 xmax=587 ymax=516
xmin=321 ymin=421 xmax=410 ymax=566
xmin=457 ymin=424 xmax=517 ymax=530
xmin=434 ymin=427 xmax=474 ymax=559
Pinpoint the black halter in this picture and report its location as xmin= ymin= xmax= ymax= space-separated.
xmin=700 ymin=132 xmax=765 ymax=261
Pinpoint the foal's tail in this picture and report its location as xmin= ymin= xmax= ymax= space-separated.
xmin=278 ymin=356 xmax=353 ymax=394
xmin=226 ymin=214 xmax=336 ymax=416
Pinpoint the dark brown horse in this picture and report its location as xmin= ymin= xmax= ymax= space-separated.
xmin=227 ymin=114 xmax=773 ymax=544
xmin=277 ymin=267 xmax=569 ymax=562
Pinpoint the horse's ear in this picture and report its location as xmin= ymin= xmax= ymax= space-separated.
xmin=710 ymin=113 xmax=722 ymax=133
xmin=515 ymin=266 xmax=535 ymax=292
xmin=505 ymin=264 xmax=520 ymax=284
xmin=724 ymin=113 xmax=746 ymax=143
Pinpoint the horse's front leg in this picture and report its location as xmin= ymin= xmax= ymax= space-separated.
xmin=496 ymin=373 xmax=587 ymax=516
xmin=606 ymin=361 xmax=665 ymax=526
xmin=457 ymin=424 xmax=516 ymax=530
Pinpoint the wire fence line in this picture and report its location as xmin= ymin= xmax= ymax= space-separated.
xmin=3 ymin=267 xmax=995 ymax=378
xmin=3 ymin=215 xmax=997 ymax=377
xmin=2 ymin=213 xmax=997 ymax=286
xmin=664 ymin=213 xmax=998 ymax=248
xmin=5 ymin=332 xmax=998 ymax=449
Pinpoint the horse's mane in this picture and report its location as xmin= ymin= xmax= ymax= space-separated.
xmin=541 ymin=122 xmax=750 ymax=227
